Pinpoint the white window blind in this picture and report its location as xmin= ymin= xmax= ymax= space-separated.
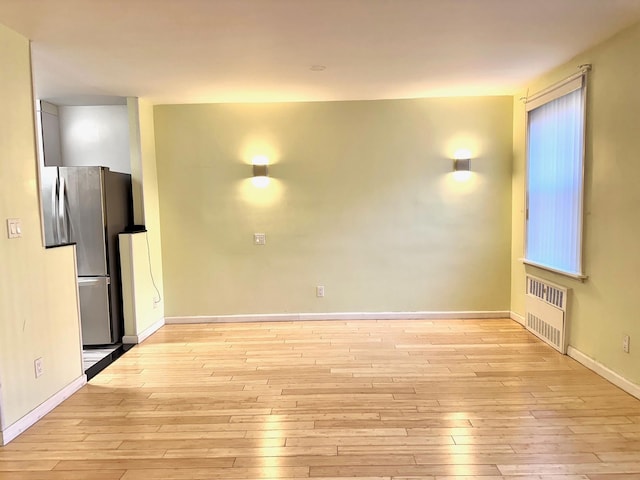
xmin=525 ymin=73 xmax=587 ymax=277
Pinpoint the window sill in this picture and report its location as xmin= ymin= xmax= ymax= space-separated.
xmin=520 ymin=258 xmax=588 ymax=282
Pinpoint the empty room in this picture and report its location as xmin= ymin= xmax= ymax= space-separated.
xmin=1 ymin=1 xmax=640 ymax=479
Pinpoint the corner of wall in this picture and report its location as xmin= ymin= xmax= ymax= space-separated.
xmin=123 ymin=99 xmax=165 ymax=334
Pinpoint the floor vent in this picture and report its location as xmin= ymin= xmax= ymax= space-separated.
xmin=525 ymin=275 xmax=569 ymax=353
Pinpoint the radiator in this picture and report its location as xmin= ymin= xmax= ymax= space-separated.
xmin=525 ymin=274 xmax=569 ymax=354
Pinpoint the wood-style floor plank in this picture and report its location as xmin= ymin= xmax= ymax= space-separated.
xmin=0 ymin=472 xmax=126 ymax=480
xmin=1 ymin=318 xmax=640 ymax=479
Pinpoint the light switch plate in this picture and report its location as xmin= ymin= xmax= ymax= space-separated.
xmin=6 ymin=218 xmax=22 ymax=239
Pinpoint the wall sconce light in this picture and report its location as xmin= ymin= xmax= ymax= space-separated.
xmin=453 ymin=149 xmax=471 ymax=172
xmin=251 ymin=155 xmax=270 ymax=188
xmin=452 ymin=149 xmax=472 ymax=181
xmin=253 ymin=164 xmax=268 ymax=177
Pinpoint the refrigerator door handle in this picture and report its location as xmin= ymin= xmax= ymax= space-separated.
xmin=78 ymin=277 xmax=111 ymax=285
xmin=51 ymin=175 xmax=59 ymax=243
xmin=59 ymin=176 xmax=69 ymax=243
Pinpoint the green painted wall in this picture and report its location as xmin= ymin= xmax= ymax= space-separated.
xmin=154 ymin=97 xmax=513 ymax=317
xmin=511 ymin=22 xmax=640 ymax=383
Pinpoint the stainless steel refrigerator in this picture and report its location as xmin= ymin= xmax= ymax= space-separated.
xmin=42 ymin=166 xmax=132 ymax=345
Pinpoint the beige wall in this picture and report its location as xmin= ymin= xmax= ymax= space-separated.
xmin=511 ymin=22 xmax=640 ymax=383
xmin=0 ymin=24 xmax=82 ymax=430
xmin=120 ymin=232 xmax=163 ymax=339
xmin=154 ymin=97 xmax=513 ymax=317
xmin=123 ymin=98 xmax=165 ymax=337
xmin=138 ymin=98 xmax=165 ymax=327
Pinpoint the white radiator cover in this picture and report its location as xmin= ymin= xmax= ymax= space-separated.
xmin=525 ymin=275 xmax=569 ymax=353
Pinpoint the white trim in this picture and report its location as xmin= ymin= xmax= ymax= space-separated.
xmin=510 ymin=311 xmax=525 ymax=326
xmin=567 ymin=346 xmax=640 ymax=401
xmin=523 ymin=65 xmax=590 ymax=110
xmin=520 ymin=259 xmax=587 ymax=281
xmin=0 ymin=375 xmax=86 ymax=446
xmin=525 ymin=74 xmax=584 ymax=111
xmin=122 ymin=317 xmax=165 ymax=344
xmin=165 ymin=311 xmax=511 ymax=324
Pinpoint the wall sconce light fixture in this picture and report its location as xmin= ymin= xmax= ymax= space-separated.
xmin=253 ymin=164 xmax=268 ymax=177
xmin=452 ymin=149 xmax=472 ymax=182
xmin=251 ymin=155 xmax=270 ymax=188
xmin=453 ymin=149 xmax=471 ymax=172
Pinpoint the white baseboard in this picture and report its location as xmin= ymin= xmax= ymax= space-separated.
xmin=123 ymin=317 xmax=165 ymax=345
xmin=0 ymin=374 xmax=86 ymax=446
xmin=166 ymin=310 xmax=511 ymax=324
xmin=567 ymin=346 xmax=640 ymax=401
xmin=510 ymin=311 xmax=525 ymax=326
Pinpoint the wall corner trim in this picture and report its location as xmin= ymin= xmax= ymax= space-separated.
xmin=122 ymin=317 xmax=165 ymax=345
xmin=510 ymin=311 xmax=525 ymax=326
xmin=567 ymin=346 xmax=640 ymax=401
xmin=0 ymin=374 xmax=87 ymax=446
xmin=165 ymin=310 xmax=511 ymax=325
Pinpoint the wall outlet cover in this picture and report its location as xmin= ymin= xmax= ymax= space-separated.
xmin=34 ymin=357 xmax=44 ymax=378
xmin=254 ymin=233 xmax=266 ymax=245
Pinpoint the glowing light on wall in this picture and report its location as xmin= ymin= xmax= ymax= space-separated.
xmin=251 ymin=155 xmax=270 ymax=188
xmin=239 ymin=178 xmax=284 ymax=206
xmin=452 ymin=149 xmax=472 ymax=182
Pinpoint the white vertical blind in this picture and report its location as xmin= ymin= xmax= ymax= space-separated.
xmin=526 ymin=85 xmax=585 ymax=276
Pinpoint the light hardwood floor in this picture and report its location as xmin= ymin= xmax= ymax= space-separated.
xmin=2 ymin=319 xmax=640 ymax=479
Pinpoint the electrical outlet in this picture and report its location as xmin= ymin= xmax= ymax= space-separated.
xmin=316 ymin=285 xmax=325 ymax=297
xmin=623 ymin=335 xmax=630 ymax=353
xmin=254 ymin=233 xmax=266 ymax=245
xmin=34 ymin=357 xmax=44 ymax=378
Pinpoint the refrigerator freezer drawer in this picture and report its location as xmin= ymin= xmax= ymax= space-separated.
xmin=78 ymin=276 xmax=113 ymax=345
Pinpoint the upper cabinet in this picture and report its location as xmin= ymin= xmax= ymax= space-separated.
xmin=38 ymin=99 xmax=131 ymax=174
xmin=39 ymin=101 xmax=63 ymax=167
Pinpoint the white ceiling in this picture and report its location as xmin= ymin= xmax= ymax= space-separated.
xmin=2 ymin=0 xmax=640 ymax=105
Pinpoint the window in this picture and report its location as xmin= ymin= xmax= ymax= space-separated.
xmin=524 ymin=69 xmax=589 ymax=278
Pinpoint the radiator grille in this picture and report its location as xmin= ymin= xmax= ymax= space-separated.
xmin=527 ymin=276 xmax=566 ymax=311
xmin=525 ymin=275 xmax=569 ymax=354
xmin=527 ymin=312 xmax=562 ymax=349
